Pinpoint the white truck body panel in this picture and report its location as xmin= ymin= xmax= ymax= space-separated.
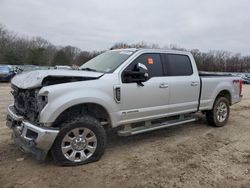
xmin=6 ymin=48 xmax=242 ymax=161
xmin=9 ymin=49 xmax=242 ymax=128
xmin=31 ymin=49 xmax=241 ymax=127
xmin=11 ymin=69 xmax=103 ymax=89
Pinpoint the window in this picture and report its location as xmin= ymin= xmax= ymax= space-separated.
xmin=166 ymin=54 xmax=193 ymax=76
xmin=0 ymin=66 xmax=10 ymax=73
xmin=80 ymin=50 xmax=134 ymax=73
xmin=124 ymin=53 xmax=163 ymax=78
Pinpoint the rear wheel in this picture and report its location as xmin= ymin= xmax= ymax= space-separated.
xmin=51 ymin=115 xmax=106 ymax=166
xmin=206 ymin=97 xmax=230 ymax=127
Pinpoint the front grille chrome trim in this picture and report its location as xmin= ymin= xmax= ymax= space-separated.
xmin=7 ymin=104 xmax=24 ymax=121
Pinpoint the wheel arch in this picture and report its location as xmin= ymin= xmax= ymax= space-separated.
xmin=52 ymin=103 xmax=112 ymax=128
xmin=215 ymin=89 xmax=232 ymax=105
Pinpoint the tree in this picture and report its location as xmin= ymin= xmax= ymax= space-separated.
xmin=52 ymin=50 xmax=70 ymax=65
xmin=1 ymin=23 xmax=250 ymax=72
xmin=27 ymin=48 xmax=48 ymax=65
xmin=3 ymin=50 xmax=19 ymax=65
xmin=75 ymin=51 xmax=92 ymax=66
xmin=62 ymin=46 xmax=81 ymax=65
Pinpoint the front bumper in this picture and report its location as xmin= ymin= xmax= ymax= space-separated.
xmin=6 ymin=104 xmax=59 ymax=160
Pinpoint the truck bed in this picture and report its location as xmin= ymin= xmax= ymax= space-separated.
xmin=198 ymin=74 xmax=241 ymax=111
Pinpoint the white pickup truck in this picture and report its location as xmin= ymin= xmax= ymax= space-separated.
xmin=6 ymin=48 xmax=242 ymax=165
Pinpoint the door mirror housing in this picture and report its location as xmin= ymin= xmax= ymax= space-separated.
xmin=123 ymin=63 xmax=149 ymax=84
xmin=135 ymin=63 xmax=149 ymax=77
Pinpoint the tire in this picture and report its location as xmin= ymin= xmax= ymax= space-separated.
xmin=51 ymin=115 xmax=106 ymax=166
xmin=206 ymin=97 xmax=230 ymax=127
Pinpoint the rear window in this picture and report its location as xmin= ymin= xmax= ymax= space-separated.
xmin=166 ymin=54 xmax=193 ymax=76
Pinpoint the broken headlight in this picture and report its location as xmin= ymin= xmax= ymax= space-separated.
xmin=37 ymin=89 xmax=48 ymax=112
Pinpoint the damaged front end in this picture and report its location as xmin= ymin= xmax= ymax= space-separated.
xmin=11 ymin=85 xmax=47 ymax=124
xmin=6 ymin=105 xmax=59 ymax=160
xmin=10 ymin=70 xmax=103 ymax=123
xmin=7 ymin=85 xmax=57 ymax=160
xmin=7 ymin=69 xmax=104 ymax=160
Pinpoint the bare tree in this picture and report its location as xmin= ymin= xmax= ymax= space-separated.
xmin=1 ymin=23 xmax=250 ymax=72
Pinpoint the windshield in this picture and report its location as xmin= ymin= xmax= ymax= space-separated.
xmin=0 ymin=66 xmax=10 ymax=73
xmin=80 ymin=50 xmax=134 ymax=73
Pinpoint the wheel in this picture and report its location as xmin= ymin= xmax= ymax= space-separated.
xmin=51 ymin=115 xmax=106 ymax=166
xmin=206 ymin=97 xmax=230 ymax=127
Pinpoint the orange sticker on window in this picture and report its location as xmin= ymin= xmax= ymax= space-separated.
xmin=147 ymin=58 xmax=154 ymax=65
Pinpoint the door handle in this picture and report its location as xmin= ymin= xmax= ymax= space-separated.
xmin=191 ymin=82 xmax=199 ymax=86
xmin=159 ymin=83 xmax=169 ymax=88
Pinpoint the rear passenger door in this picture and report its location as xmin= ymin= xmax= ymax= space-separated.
xmin=163 ymin=53 xmax=200 ymax=115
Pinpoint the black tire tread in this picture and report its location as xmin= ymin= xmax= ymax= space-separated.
xmin=51 ymin=115 xmax=106 ymax=166
xmin=206 ymin=97 xmax=230 ymax=127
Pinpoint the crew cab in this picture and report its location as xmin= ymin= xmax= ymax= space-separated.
xmin=6 ymin=48 xmax=242 ymax=166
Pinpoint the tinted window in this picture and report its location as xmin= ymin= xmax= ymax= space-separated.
xmin=124 ymin=53 xmax=163 ymax=78
xmin=166 ymin=54 xmax=193 ymax=76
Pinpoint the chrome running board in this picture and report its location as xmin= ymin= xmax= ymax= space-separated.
xmin=118 ymin=116 xmax=197 ymax=136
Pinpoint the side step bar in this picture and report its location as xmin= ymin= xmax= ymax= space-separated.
xmin=118 ymin=117 xmax=197 ymax=136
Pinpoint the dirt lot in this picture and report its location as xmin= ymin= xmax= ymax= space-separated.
xmin=0 ymin=83 xmax=250 ymax=188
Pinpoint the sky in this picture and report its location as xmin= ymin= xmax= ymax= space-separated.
xmin=0 ymin=0 xmax=250 ymax=55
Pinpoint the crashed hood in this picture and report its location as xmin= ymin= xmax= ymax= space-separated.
xmin=11 ymin=70 xmax=104 ymax=89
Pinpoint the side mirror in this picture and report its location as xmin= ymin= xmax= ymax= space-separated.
xmin=123 ymin=63 xmax=149 ymax=85
xmin=135 ymin=63 xmax=149 ymax=78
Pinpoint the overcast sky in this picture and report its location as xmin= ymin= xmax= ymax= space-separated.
xmin=0 ymin=0 xmax=250 ymax=54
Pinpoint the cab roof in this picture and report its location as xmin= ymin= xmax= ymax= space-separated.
xmin=111 ymin=48 xmax=191 ymax=55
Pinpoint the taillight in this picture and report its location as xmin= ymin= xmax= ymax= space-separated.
xmin=240 ymin=80 xmax=243 ymax=97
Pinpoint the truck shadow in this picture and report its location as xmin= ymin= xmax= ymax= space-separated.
xmin=2 ymin=115 xmax=211 ymax=166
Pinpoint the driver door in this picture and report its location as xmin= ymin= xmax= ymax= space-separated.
xmin=119 ymin=53 xmax=170 ymax=123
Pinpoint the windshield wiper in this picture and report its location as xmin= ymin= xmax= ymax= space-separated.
xmin=81 ymin=67 xmax=97 ymax=72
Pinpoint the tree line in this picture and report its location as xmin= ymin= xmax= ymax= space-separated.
xmin=1 ymin=24 xmax=250 ymax=72
xmin=0 ymin=24 xmax=100 ymax=66
xmin=110 ymin=42 xmax=250 ymax=72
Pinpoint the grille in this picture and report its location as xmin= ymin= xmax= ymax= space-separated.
xmin=11 ymin=85 xmax=40 ymax=123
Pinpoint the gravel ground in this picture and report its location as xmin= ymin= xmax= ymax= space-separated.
xmin=0 ymin=83 xmax=250 ymax=188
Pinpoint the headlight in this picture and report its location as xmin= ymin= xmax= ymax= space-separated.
xmin=37 ymin=89 xmax=49 ymax=111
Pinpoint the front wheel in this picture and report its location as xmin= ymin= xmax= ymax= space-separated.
xmin=51 ymin=115 xmax=106 ymax=166
xmin=206 ymin=97 xmax=230 ymax=127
